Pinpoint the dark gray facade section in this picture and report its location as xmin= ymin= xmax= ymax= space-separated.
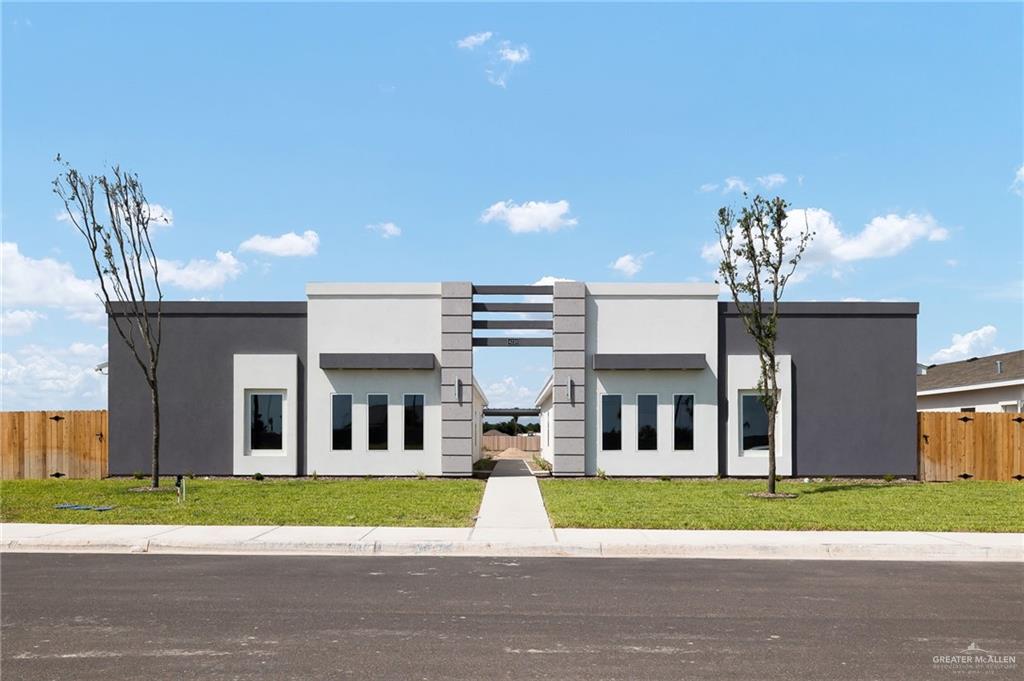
xmin=319 ymin=353 xmax=435 ymax=370
xmin=108 ymin=303 xmax=307 ymax=476
xmin=593 ymin=354 xmax=707 ymax=371
xmin=718 ymin=302 xmax=919 ymax=477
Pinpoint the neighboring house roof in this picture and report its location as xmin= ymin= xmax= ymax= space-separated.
xmin=916 ymin=350 xmax=1023 ymax=393
xmin=534 ymin=374 xmax=554 ymax=408
xmin=483 ymin=429 xmax=504 ymax=437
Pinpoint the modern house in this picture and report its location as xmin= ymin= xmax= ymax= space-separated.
xmin=108 ymin=282 xmax=919 ymax=478
xmin=917 ymin=350 xmax=1023 ymax=413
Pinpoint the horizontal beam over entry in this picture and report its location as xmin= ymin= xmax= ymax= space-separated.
xmin=483 ymin=408 xmax=542 ymax=417
xmin=319 ymin=353 xmax=436 ymax=370
xmin=472 ymin=285 xmax=554 ymax=295
xmin=472 ymin=337 xmax=554 ymax=347
xmin=473 ymin=319 xmax=554 ymax=330
xmin=592 ymin=353 xmax=706 ymax=370
xmin=473 ymin=302 xmax=554 ymax=313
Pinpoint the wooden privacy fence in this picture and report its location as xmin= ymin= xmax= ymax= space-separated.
xmin=918 ymin=411 xmax=1023 ymax=482
xmin=1 ymin=411 xmax=109 ymax=480
xmin=482 ymin=434 xmax=541 ymax=453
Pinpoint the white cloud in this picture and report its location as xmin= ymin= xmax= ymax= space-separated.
xmin=457 ymin=31 xmax=492 ymax=50
xmin=756 ymin=173 xmax=787 ymax=189
xmin=498 ymin=42 xmax=530 ymax=64
xmin=532 ymin=276 xmax=574 ymax=287
xmin=366 ymin=222 xmax=402 ymax=239
xmin=928 ymin=325 xmax=1003 ymax=364
xmin=723 ymin=176 xmax=750 ymax=194
xmin=239 ymin=230 xmax=319 ymax=257
xmin=702 ymin=208 xmax=950 ymax=281
xmin=484 ymin=376 xmax=535 ymax=408
xmin=699 ymin=183 xmax=719 ymax=193
xmin=483 ymin=40 xmax=530 ymax=87
xmin=0 ymin=342 xmax=108 ymax=410
xmin=610 ymin=252 xmax=653 ymax=277
xmin=945 ymin=259 xmax=958 ymax=268
xmin=1 ymin=309 xmax=46 ymax=336
xmin=481 ymin=200 xmax=577 ymax=234
xmin=159 ymin=251 xmax=243 ymax=290
xmin=0 ymin=242 xmax=102 ymax=322
xmin=57 ymin=202 xmax=174 ymax=232
xmin=1012 ymin=164 xmax=1024 ymax=196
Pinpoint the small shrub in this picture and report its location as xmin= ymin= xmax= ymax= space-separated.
xmin=132 ymin=471 xmax=145 ymax=480
xmin=882 ymin=473 xmax=896 ymax=482
xmin=415 ymin=470 xmax=427 ymax=480
xmin=824 ymin=476 xmax=833 ymax=483
xmin=186 ymin=470 xmax=196 ymax=480
xmin=597 ymin=468 xmax=608 ymax=480
xmin=311 ymin=470 xmax=319 ymax=481
xmin=531 ymin=456 xmax=552 ymax=472
xmin=252 ymin=472 xmax=264 ymax=481
xmin=660 ymin=476 xmax=671 ymax=482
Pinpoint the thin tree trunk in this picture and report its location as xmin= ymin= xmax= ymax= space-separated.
xmin=767 ymin=407 xmax=777 ymax=495
xmin=150 ymin=382 xmax=160 ymax=489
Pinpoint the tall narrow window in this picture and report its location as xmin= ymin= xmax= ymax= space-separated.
xmin=741 ymin=394 xmax=770 ymax=452
xmin=368 ymin=394 xmax=388 ymax=450
xmin=250 ymin=393 xmax=283 ymax=450
xmin=404 ymin=394 xmax=424 ymax=450
xmin=601 ymin=394 xmax=622 ymax=451
xmin=673 ymin=394 xmax=694 ymax=451
xmin=331 ymin=394 xmax=352 ymax=451
xmin=637 ymin=394 xmax=658 ymax=450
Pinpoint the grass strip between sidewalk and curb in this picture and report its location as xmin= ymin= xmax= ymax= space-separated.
xmin=0 ymin=478 xmax=485 ymax=527
xmin=539 ymin=478 xmax=1024 ymax=532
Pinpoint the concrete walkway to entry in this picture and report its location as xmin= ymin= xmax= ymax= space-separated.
xmin=471 ymin=460 xmax=553 ymax=543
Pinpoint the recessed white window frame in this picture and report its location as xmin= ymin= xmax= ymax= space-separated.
xmin=245 ymin=389 xmax=287 ymax=457
xmin=402 ymin=392 xmax=425 ymax=452
xmin=671 ymin=393 xmax=696 ymax=452
xmin=636 ymin=393 xmax=659 ymax=452
xmin=599 ymin=393 xmax=623 ymax=452
xmin=330 ymin=392 xmax=354 ymax=452
xmin=367 ymin=393 xmax=389 ymax=452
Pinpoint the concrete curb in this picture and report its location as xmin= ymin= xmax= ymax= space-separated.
xmin=2 ymin=524 xmax=1021 ymax=562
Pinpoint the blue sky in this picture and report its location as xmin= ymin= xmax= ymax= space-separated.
xmin=2 ymin=2 xmax=1022 ymax=410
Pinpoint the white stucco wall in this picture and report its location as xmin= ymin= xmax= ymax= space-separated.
xmin=232 ymin=354 xmax=299 ymax=475
xmin=471 ymin=381 xmax=487 ymax=462
xmin=917 ymin=383 xmax=1023 ymax=412
xmin=725 ymin=354 xmax=793 ymax=476
xmin=306 ymin=284 xmax=443 ymax=475
xmin=585 ymin=284 xmax=720 ymax=476
xmin=537 ymin=381 xmax=555 ymax=463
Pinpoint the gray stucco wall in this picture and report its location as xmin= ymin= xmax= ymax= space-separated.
xmin=108 ymin=302 xmax=308 ymax=476
xmin=718 ymin=302 xmax=919 ymax=477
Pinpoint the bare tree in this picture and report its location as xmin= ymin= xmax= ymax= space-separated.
xmin=715 ymin=194 xmax=813 ymax=495
xmin=53 ymin=157 xmax=167 ymax=488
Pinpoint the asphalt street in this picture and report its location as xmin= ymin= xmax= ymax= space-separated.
xmin=2 ymin=554 xmax=1021 ymax=680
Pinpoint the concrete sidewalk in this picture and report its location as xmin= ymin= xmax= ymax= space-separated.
xmin=2 ymin=523 xmax=1021 ymax=561
xmin=472 ymin=460 xmax=554 ymax=544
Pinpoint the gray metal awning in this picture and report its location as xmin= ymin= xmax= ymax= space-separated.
xmin=319 ymin=353 xmax=435 ymax=370
xmin=592 ymin=353 xmax=706 ymax=371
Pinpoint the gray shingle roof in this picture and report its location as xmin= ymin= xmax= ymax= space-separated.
xmin=917 ymin=350 xmax=1023 ymax=392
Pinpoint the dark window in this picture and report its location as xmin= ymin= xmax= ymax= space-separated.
xmin=404 ymin=394 xmax=424 ymax=450
xmin=637 ymin=395 xmax=658 ymax=450
xmin=960 ymin=407 xmax=976 ymax=413
xmin=331 ymin=394 xmax=352 ymax=450
xmin=673 ymin=395 xmax=694 ymax=451
xmin=250 ymin=393 xmax=283 ymax=450
xmin=368 ymin=394 xmax=388 ymax=450
xmin=741 ymin=394 xmax=770 ymax=451
xmin=601 ymin=394 xmax=621 ymax=451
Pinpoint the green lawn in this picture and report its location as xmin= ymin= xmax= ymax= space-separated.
xmin=0 ymin=477 xmax=485 ymax=527
xmin=540 ymin=479 xmax=1024 ymax=532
